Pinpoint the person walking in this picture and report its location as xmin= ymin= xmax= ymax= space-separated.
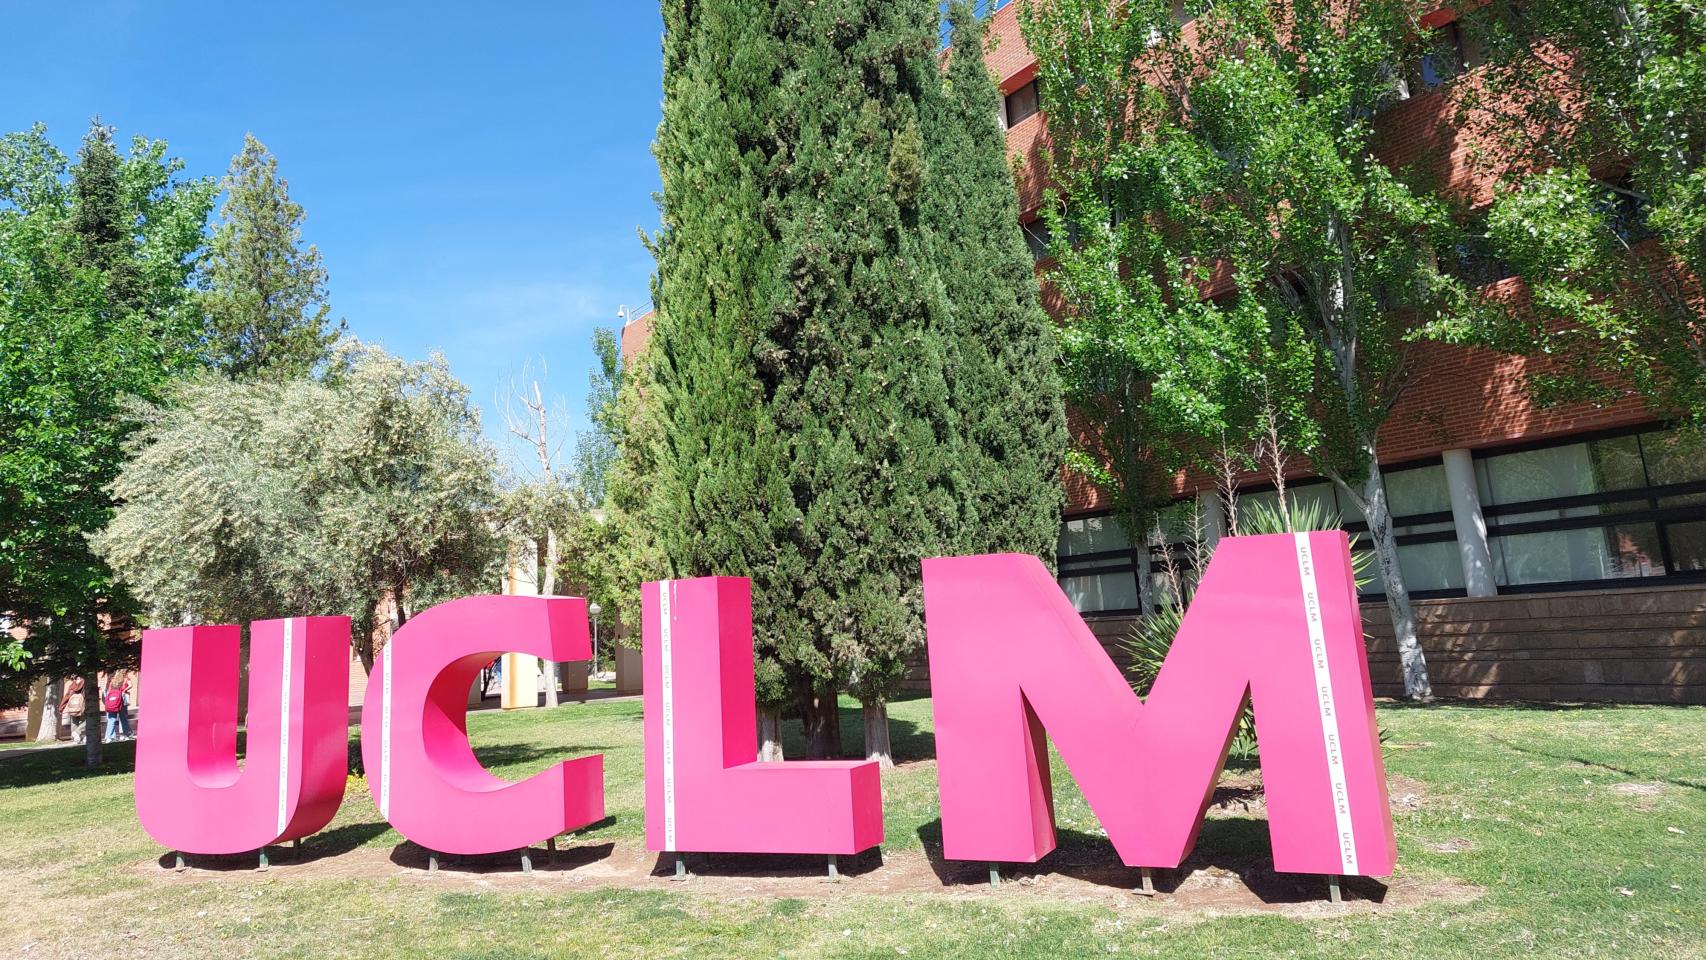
xmin=59 ymin=677 xmax=86 ymax=744
xmin=101 ymin=670 xmax=133 ymax=741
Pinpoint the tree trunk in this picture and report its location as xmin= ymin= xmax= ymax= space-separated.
xmin=83 ymin=672 xmax=103 ymax=767
xmin=757 ymin=706 xmax=785 ymax=762
xmin=541 ymin=531 xmax=560 ymax=709
xmin=34 ymin=680 xmax=60 ymax=743
xmin=862 ymin=701 xmax=894 ymax=769
xmin=1339 ymin=460 xmax=1434 ymax=701
xmin=803 ymin=688 xmax=842 ymax=759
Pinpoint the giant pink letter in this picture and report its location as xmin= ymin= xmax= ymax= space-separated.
xmin=361 ymin=595 xmax=604 ymax=855
xmin=643 ymin=577 xmax=883 ymax=856
xmin=136 ymin=617 xmax=351 ymax=854
xmin=924 ymin=532 xmax=1396 ymax=877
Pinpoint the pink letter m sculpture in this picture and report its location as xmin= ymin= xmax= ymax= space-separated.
xmin=136 ymin=617 xmax=351 ymax=855
xmin=643 ymin=577 xmax=883 ymax=857
xmin=923 ymin=532 xmax=1396 ymax=877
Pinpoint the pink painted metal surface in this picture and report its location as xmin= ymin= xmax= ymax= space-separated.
xmin=922 ymin=533 xmax=1396 ymax=877
xmin=642 ymin=577 xmax=883 ymax=856
xmin=361 ymin=595 xmax=605 ymax=855
xmin=135 ymin=618 xmax=351 ymax=854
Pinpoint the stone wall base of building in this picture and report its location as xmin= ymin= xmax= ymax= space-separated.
xmin=899 ymin=583 xmax=1706 ymax=706
xmin=1362 ymin=584 xmax=1706 ymax=704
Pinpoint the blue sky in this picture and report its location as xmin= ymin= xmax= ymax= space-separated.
xmin=0 ymin=1 xmax=664 ymax=471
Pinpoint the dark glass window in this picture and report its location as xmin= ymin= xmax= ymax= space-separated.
xmin=1447 ymin=221 xmax=1516 ymax=287
xmin=1054 ymin=461 xmax=1465 ymax=614
xmin=1602 ymin=174 xmax=1657 ymax=245
xmin=1004 ymin=80 xmax=1040 ymax=128
xmin=1058 ymin=515 xmax=1144 ymax=614
xmin=1475 ymin=426 xmax=1706 ymax=588
xmin=1022 ymin=218 xmax=1052 ymax=261
xmin=1417 ymin=21 xmax=1466 ymax=89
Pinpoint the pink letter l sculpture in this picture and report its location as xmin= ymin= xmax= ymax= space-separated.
xmin=136 ymin=617 xmax=351 ymax=855
xmin=361 ymin=595 xmax=605 ymax=856
xmin=923 ymin=532 xmax=1396 ymax=877
xmin=643 ymin=577 xmax=883 ymax=856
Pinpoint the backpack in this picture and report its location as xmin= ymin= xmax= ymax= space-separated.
xmin=102 ymin=687 xmax=124 ymax=713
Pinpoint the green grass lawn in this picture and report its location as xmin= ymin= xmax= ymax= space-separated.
xmin=2 ymin=696 xmax=1701 ymax=959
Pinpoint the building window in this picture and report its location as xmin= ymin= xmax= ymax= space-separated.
xmin=1022 ymin=218 xmax=1052 ymax=261
xmin=1446 ymin=219 xmax=1516 ymax=287
xmin=1058 ymin=515 xmax=1145 ymax=614
xmin=1417 ymin=21 xmax=1468 ymax=89
xmin=1602 ymin=173 xmax=1657 ymax=245
xmin=1055 ymin=460 xmax=1466 ymax=615
xmin=1475 ymin=426 xmax=1706 ymax=588
xmin=1004 ymin=80 xmax=1040 ymax=129
xmin=1239 ymin=463 xmax=1464 ymax=597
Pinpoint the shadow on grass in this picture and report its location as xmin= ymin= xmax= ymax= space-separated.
xmin=914 ymin=817 xmax=1388 ymax=905
xmin=1494 ymin=737 xmax=1706 ymax=793
xmin=468 ymin=742 xmax=614 ymax=772
xmin=650 ymin=847 xmax=885 ymax=880
xmin=0 ymin=738 xmax=134 ymax=789
xmin=150 ymin=820 xmax=395 ymax=872
xmin=387 ymin=839 xmax=617 ymax=874
xmin=1376 ymin=697 xmax=1654 ymax=712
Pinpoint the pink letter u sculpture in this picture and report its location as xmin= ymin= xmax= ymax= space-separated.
xmin=924 ymin=532 xmax=1396 ymax=878
xmin=643 ymin=577 xmax=883 ymax=860
xmin=136 ymin=617 xmax=351 ymax=857
xmin=361 ymin=595 xmax=605 ymax=857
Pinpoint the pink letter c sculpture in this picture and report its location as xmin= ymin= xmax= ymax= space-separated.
xmin=643 ymin=577 xmax=883 ymax=856
xmin=923 ymin=533 xmax=1396 ymax=877
xmin=360 ymin=595 xmax=605 ymax=855
xmin=136 ymin=617 xmax=351 ymax=855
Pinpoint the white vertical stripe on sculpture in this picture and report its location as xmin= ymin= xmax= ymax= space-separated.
xmin=1293 ymin=533 xmax=1359 ymax=876
xmin=660 ymin=580 xmax=678 ymax=852
xmin=379 ymin=643 xmax=393 ymax=820
xmin=276 ymin=618 xmax=294 ymax=835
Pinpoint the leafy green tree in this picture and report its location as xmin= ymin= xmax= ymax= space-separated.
xmin=95 ymin=341 xmax=501 ymax=669
xmin=573 ymin=328 xmax=625 ymax=507
xmin=1020 ymin=0 xmax=1479 ymax=700
xmin=557 ymin=327 xmax=662 ymax=674
xmin=201 ymin=134 xmax=341 ymax=379
xmin=1430 ymin=1 xmax=1706 ymax=429
xmin=0 ymin=122 xmax=214 ymax=761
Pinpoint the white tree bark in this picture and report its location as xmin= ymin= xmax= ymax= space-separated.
xmin=862 ymin=701 xmax=894 ymax=770
xmin=541 ymin=530 xmax=560 ymax=709
xmin=1336 ymin=459 xmax=1434 ymax=701
xmin=758 ymin=707 xmax=785 ymax=762
xmin=33 ymin=679 xmax=60 ymax=743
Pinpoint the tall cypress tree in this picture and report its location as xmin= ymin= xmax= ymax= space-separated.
xmin=202 ymin=135 xmax=339 ymax=379
xmin=652 ymin=0 xmax=963 ymax=762
xmin=762 ymin=0 xmax=960 ymax=762
xmin=928 ymin=2 xmax=1067 ymax=562
xmin=649 ymin=0 xmax=798 ymax=751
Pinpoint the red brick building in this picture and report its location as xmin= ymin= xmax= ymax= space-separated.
xmin=623 ymin=3 xmax=1706 ymax=704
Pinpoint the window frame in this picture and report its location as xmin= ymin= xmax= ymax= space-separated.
xmin=1003 ymin=79 xmax=1041 ymax=130
xmin=1473 ymin=423 xmax=1706 ymax=591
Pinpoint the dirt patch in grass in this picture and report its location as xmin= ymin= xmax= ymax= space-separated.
xmin=129 ymin=836 xmax=1478 ymax=920
xmin=1200 ymin=771 xmax=1427 ymax=820
xmin=1608 ymin=781 xmax=1670 ymax=811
